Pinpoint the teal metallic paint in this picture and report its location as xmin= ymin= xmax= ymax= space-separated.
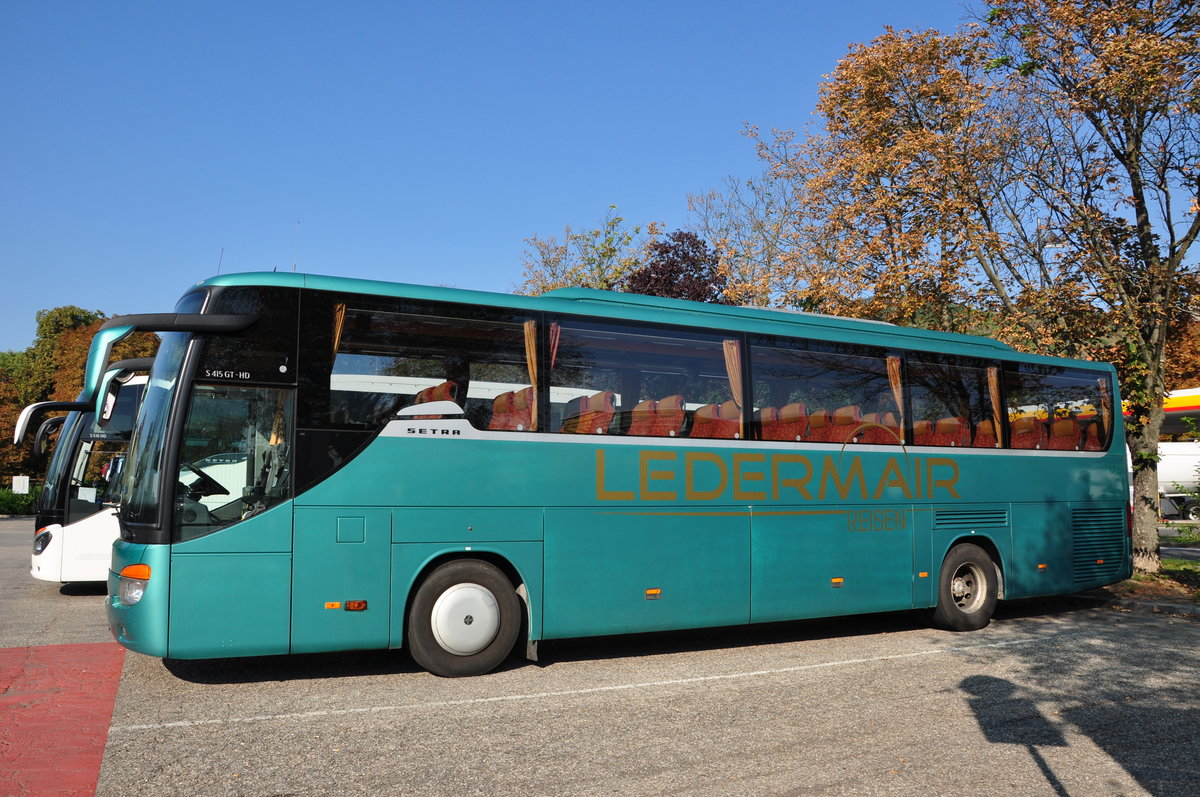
xmin=165 ymin=501 xmax=296 ymax=657
xmin=106 ymin=540 xmax=171 ymax=657
xmin=82 ymin=324 xmax=136 ymax=404
xmin=109 ymin=274 xmax=1131 ymax=662
xmin=391 ymin=507 xmax=543 ymax=543
xmin=291 ymin=507 xmax=391 ymax=653
xmin=168 ymin=551 xmax=291 ymax=657
xmin=542 ymin=508 xmax=749 ymax=639
xmin=750 ymin=506 xmax=915 ymax=623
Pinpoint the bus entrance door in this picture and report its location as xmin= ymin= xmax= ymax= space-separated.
xmin=291 ymin=507 xmax=392 ymax=653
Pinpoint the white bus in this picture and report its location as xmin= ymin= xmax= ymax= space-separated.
xmin=16 ymin=361 xmax=149 ymax=583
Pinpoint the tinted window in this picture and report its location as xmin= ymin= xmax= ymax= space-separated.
xmin=907 ymin=356 xmax=1000 ymax=448
xmin=1005 ymin=365 xmax=1113 ymax=451
xmin=199 ymin=286 xmax=298 ymax=385
xmin=548 ymin=320 xmax=741 ymax=438
xmin=174 ymin=385 xmax=295 ymax=542
xmin=750 ymin=338 xmax=901 ymax=445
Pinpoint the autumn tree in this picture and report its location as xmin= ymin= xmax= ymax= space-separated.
xmin=1165 ymin=318 xmax=1200 ymax=391
xmin=738 ymin=0 xmax=1198 ymax=571
xmin=13 ymin=306 xmax=104 ymax=405
xmin=516 ymin=206 xmax=662 ymax=294
xmin=688 ymin=145 xmax=806 ymax=307
xmin=623 ymin=230 xmax=729 ymax=303
xmin=0 ymin=308 xmax=158 ymax=479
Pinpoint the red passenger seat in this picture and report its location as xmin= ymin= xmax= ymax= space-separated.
xmin=409 ymin=380 xmax=460 ymax=419
xmin=826 ymin=405 xmax=862 ymax=443
xmin=807 ymin=406 xmax=860 ymax=443
xmin=691 ymin=400 xmax=741 ymax=439
xmin=928 ymin=417 xmax=970 ymax=447
xmin=488 ymin=386 xmax=535 ymax=431
xmin=761 ymin=402 xmax=808 ymax=441
xmin=858 ymin=412 xmax=901 ymax=445
xmin=806 ymin=410 xmax=832 ymax=441
xmin=413 ymin=380 xmax=458 ymax=405
xmin=1010 ymin=417 xmax=1047 ymax=450
xmin=560 ymin=390 xmax=616 ymax=434
xmin=1048 ymin=417 xmax=1083 ymax=450
xmin=627 ymin=395 xmax=686 ymax=437
xmin=973 ymin=419 xmax=998 ymax=448
xmin=1083 ymin=422 xmax=1104 ymax=451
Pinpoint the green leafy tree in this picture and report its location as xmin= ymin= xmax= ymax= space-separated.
xmin=517 ymin=206 xmax=662 ymax=294
xmin=15 ymin=306 xmax=104 ymax=405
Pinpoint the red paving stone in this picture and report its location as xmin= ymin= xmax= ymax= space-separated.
xmin=0 ymin=643 xmax=124 ymax=797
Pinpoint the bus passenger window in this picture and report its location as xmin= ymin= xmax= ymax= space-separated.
xmin=548 ymin=320 xmax=737 ymax=438
xmin=320 ymin=304 xmax=533 ymax=432
xmin=1004 ymin=365 xmax=1112 ymax=452
xmin=750 ymin=339 xmax=897 ymax=444
xmin=906 ymin=356 xmax=995 ymax=449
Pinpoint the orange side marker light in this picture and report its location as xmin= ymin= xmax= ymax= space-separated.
xmin=120 ymin=564 xmax=151 ymax=580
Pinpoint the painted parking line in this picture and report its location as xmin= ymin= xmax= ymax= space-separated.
xmin=110 ymin=635 xmax=1059 ymax=734
xmin=0 ymin=642 xmax=125 ymax=797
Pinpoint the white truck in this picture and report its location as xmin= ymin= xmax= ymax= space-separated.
xmin=1159 ymin=440 xmax=1200 ymax=520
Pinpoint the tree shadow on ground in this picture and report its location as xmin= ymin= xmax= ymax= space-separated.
xmin=958 ymin=609 xmax=1200 ymax=796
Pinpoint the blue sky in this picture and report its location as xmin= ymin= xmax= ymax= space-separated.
xmin=1 ymin=1 xmax=970 ymax=352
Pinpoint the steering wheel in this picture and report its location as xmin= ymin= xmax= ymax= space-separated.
xmin=181 ymin=462 xmax=229 ymax=498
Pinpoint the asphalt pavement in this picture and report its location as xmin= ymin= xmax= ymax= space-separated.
xmin=3 ymin=516 xmax=1200 ymax=796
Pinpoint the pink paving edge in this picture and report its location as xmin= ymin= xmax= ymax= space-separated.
xmin=0 ymin=642 xmax=125 ymax=797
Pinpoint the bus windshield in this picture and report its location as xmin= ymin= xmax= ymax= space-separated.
xmin=37 ymin=411 xmax=85 ymax=514
xmin=121 ymin=332 xmax=190 ymax=527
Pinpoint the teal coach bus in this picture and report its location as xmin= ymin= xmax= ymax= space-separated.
xmin=106 ymin=272 xmax=1130 ymax=676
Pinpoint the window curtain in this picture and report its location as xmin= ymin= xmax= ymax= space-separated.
xmin=886 ymin=355 xmax=905 ymax=443
xmin=987 ymin=366 xmax=1004 ymax=448
xmin=723 ymin=339 xmax=743 ymax=438
xmin=523 ymin=320 xmax=539 ymax=431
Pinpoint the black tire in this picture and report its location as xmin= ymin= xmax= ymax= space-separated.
xmin=932 ymin=543 xmax=998 ymax=632
xmin=406 ymin=559 xmax=521 ymax=677
xmin=1183 ymin=500 xmax=1200 ymax=522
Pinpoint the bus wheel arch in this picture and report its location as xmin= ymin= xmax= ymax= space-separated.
xmin=933 ymin=541 xmax=1000 ymax=632
xmin=405 ymin=555 xmax=523 ymax=677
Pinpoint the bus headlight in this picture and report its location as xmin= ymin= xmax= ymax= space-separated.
xmin=32 ymin=530 xmax=52 ymax=555
xmin=117 ymin=564 xmax=151 ymax=606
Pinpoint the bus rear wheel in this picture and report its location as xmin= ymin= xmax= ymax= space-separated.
xmin=407 ymin=559 xmax=520 ymax=677
xmin=932 ymin=543 xmax=997 ymax=632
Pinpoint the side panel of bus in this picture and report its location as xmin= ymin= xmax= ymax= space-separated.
xmin=291 ymin=506 xmax=392 ymax=653
xmin=167 ymin=503 xmax=293 ymax=658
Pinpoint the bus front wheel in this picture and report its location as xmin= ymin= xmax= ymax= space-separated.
xmin=932 ymin=543 xmax=997 ymax=632
xmin=407 ymin=559 xmax=520 ymax=677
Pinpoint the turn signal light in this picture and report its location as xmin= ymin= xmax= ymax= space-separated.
xmin=117 ymin=564 xmax=151 ymax=606
xmin=120 ymin=564 xmax=152 ymax=580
